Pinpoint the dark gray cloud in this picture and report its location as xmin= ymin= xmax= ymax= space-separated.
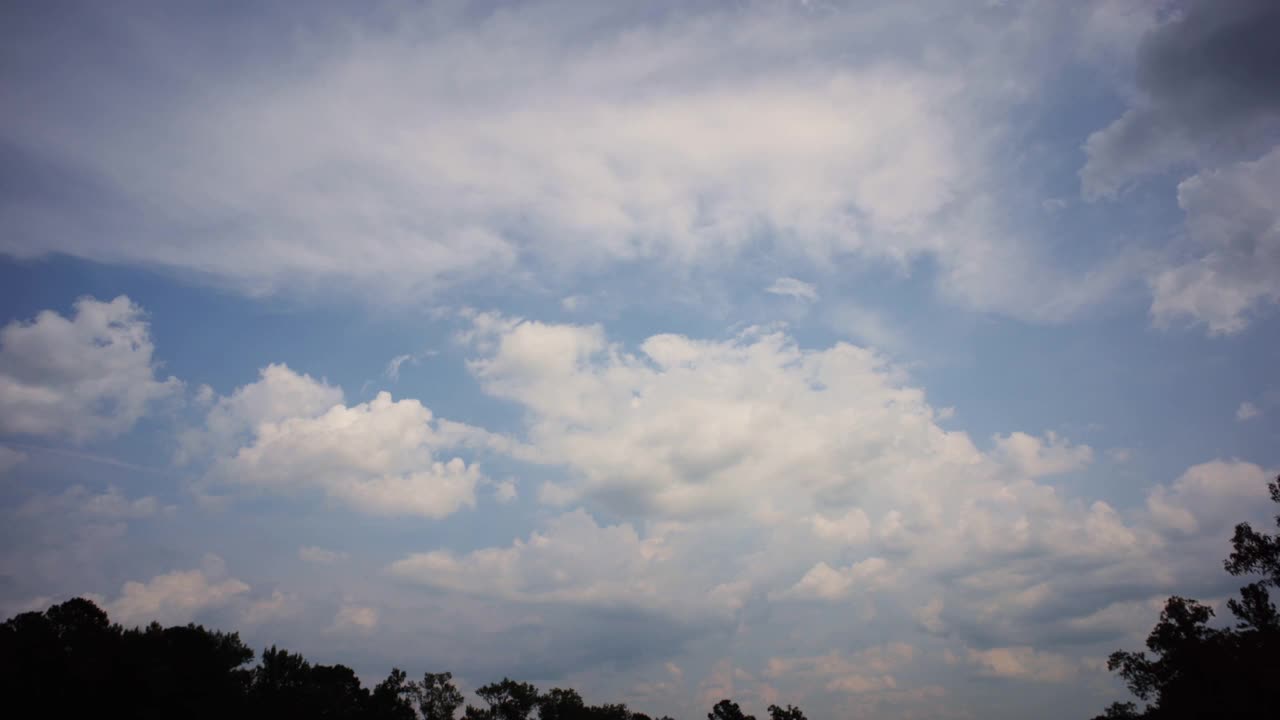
xmin=1082 ymin=0 xmax=1280 ymax=196
xmin=1136 ymin=0 xmax=1280 ymax=131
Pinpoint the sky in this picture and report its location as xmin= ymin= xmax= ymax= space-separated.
xmin=1 ymin=0 xmax=1279 ymax=717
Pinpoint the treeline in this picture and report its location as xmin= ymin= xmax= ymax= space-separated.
xmin=0 ymin=596 xmax=803 ymax=720
xmin=1090 ymin=475 xmax=1280 ymax=718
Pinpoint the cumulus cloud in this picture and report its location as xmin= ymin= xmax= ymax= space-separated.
xmin=196 ymin=365 xmax=495 ymax=518
xmin=214 ymin=392 xmax=482 ymax=518
xmin=103 ymin=554 xmax=250 ymax=627
xmin=1145 ymin=460 xmax=1273 ymax=537
xmin=462 ymin=317 xmax=1174 ymax=624
xmin=0 ymin=297 xmax=180 ymax=441
xmin=783 ymin=558 xmax=893 ymax=601
xmin=448 ymin=315 xmax=1280 ymax=641
xmin=1150 ymin=147 xmax=1280 ymax=333
xmin=464 ymin=314 xmax=981 ymax=519
xmin=991 ymin=431 xmax=1094 ymax=478
xmin=809 ymin=508 xmax=872 ymax=546
xmin=434 ymin=314 xmax=1275 ymax=661
xmin=177 ymin=363 xmax=343 ymax=463
xmin=900 ymin=459 xmax=1277 ymax=652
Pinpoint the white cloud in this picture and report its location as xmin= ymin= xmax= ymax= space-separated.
xmin=105 ymin=554 xmax=250 ymax=627
xmin=298 ymin=546 xmax=348 ymax=565
xmin=194 ymin=384 xmax=216 ymax=405
xmin=810 ymin=508 xmax=872 ymax=546
xmin=1145 ymin=460 xmax=1273 ymax=537
xmin=0 ymin=1 xmax=1137 ymax=322
xmin=766 ymin=644 xmax=914 ymax=695
xmin=965 ymin=646 xmax=1082 ymax=684
xmin=1236 ymin=401 xmax=1262 ymax=421
xmin=1150 ymin=147 xmax=1280 ymax=334
xmin=914 ymin=597 xmax=946 ymax=634
xmin=193 ymin=365 xmax=496 ymax=518
xmin=432 ymin=314 xmax=1253 ymax=658
xmin=447 ymin=314 xmax=1261 ymax=647
xmin=1080 ymin=107 xmax=1194 ymax=199
xmin=493 ymin=479 xmax=518 ymax=504
xmin=243 ymin=590 xmax=300 ymax=625
xmin=783 ymin=558 xmax=893 ymax=601
xmin=825 ymin=303 xmax=904 ymax=354
xmin=0 ymin=297 xmax=180 ymax=441
xmin=766 ymin=278 xmax=818 ymax=303
xmin=464 ymin=315 xmax=982 ymax=519
xmin=5 ymin=5 xmax=963 ymax=283
xmin=385 ymin=354 xmax=413 ymax=381
xmin=455 ymin=318 xmax=1280 ymax=665
xmin=178 ymin=362 xmax=343 ymax=463
xmin=390 ymin=509 xmax=677 ymax=608
xmin=332 ymin=604 xmax=379 ymax=632
xmin=991 ymin=431 xmax=1093 ymax=478
xmin=210 ymin=390 xmax=484 ymax=518
xmin=385 ymin=350 xmax=435 ymax=381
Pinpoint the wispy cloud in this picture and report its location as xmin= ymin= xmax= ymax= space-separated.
xmin=765 ymin=278 xmax=819 ymax=303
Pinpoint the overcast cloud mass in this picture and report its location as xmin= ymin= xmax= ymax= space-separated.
xmin=2 ymin=1 xmax=1279 ymax=718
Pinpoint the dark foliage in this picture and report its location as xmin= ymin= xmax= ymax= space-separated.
xmin=1091 ymin=475 xmax=1280 ymax=719
xmin=0 ymin=599 xmax=789 ymax=720
xmin=767 ymin=704 xmax=807 ymax=720
xmin=708 ymin=698 xmax=755 ymax=720
xmin=420 ymin=671 xmax=466 ymax=720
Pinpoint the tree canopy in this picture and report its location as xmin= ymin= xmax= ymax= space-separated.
xmin=1091 ymin=475 xmax=1280 ymax=718
xmin=0 ymin=597 xmax=777 ymax=720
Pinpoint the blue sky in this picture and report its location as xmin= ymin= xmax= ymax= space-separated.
xmin=2 ymin=1 xmax=1279 ymax=718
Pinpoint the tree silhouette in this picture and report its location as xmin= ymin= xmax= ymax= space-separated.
xmin=767 ymin=704 xmax=807 ymax=720
xmin=539 ymin=687 xmax=588 ymax=720
xmin=418 ymin=671 xmax=465 ymax=720
xmin=1091 ymin=474 xmax=1280 ymax=718
xmin=708 ymin=698 xmax=756 ymax=720
xmin=370 ymin=668 xmax=418 ymax=720
xmin=1 ymin=594 xmax=806 ymax=720
xmin=465 ymin=678 xmax=541 ymax=720
xmin=586 ymin=702 xmax=635 ymax=720
xmin=0 ymin=599 xmax=257 ymax=720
